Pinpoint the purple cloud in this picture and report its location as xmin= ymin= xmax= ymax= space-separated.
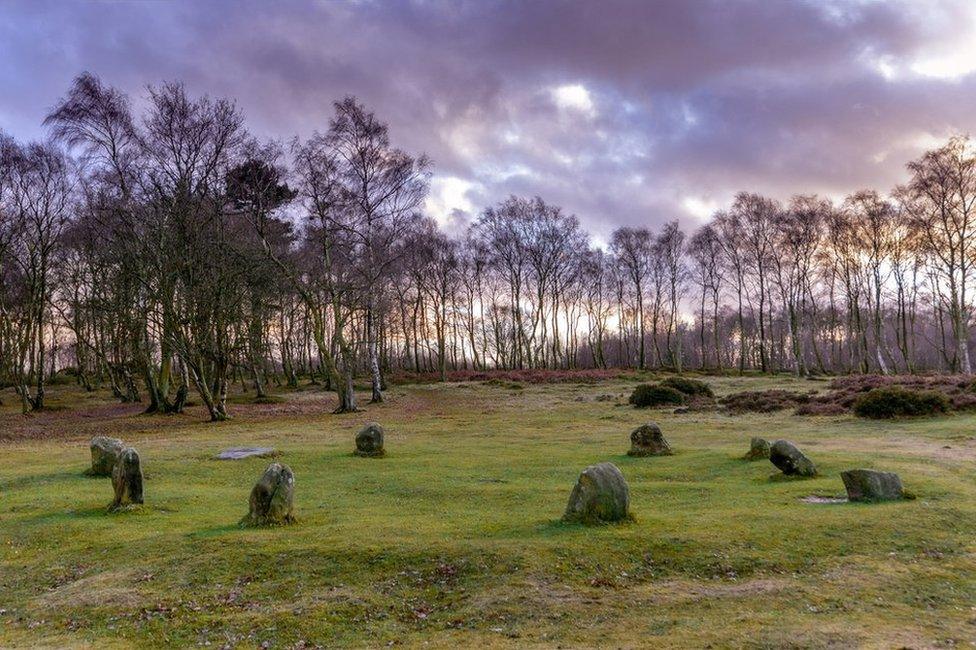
xmin=2 ymin=0 xmax=976 ymax=240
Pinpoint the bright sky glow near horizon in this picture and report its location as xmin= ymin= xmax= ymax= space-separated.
xmin=3 ymin=0 xmax=976 ymax=240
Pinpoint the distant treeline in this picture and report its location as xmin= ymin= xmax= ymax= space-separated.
xmin=1 ymin=72 xmax=975 ymax=418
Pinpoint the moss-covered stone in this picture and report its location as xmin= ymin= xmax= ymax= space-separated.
xmin=841 ymin=469 xmax=905 ymax=502
xmin=744 ymin=437 xmax=771 ymax=461
xmin=241 ymin=462 xmax=295 ymax=526
xmin=88 ymin=436 xmax=124 ymax=476
xmin=627 ymin=423 xmax=673 ymax=456
xmin=769 ymin=440 xmax=817 ymax=477
xmin=110 ymin=447 xmax=143 ymax=510
xmin=355 ymin=422 xmax=385 ymax=457
xmin=563 ymin=462 xmax=632 ymax=524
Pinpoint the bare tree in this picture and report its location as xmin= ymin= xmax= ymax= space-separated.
xmin=327 ymin=97 xmax=430 ymax=402
xmin=610 ymin=227 xmax=653 ymax=369
xmin=476 ymin=197 xmax=535 ymax=369
xmin=771 ymin=195 xmax=825 ymax=376
xmin=734 ymin=193 xmax=779 ymax=372
xmin=4 ymin=141 xmax=73 ymax=412
xmin=688 ymin=223 xmax=724 ymax=369
xmin=846 ymin=190 xmax=896 ymax=374
xmin=25 ymin=73 xmax=976 ymax=406
xmin=903 ymin=136 xmax=976 ymax=373
xmin=714 ymin=209 xmax=750 ymax=372
xmin=656 ymin=221 xmax=687 ymax=371
xmin=226 ymin=151 xmax=297 ymax=398
xmin=581 ymin=249 xmax=613 ymax=368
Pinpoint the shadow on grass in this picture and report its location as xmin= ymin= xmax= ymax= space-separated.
xmin=18 ymin=502 xmax=176 ymax=526
xmin=186 ymin=523 xmax=246 ymax=540
xmin=534 ymin=516 xmax=637 ymax=537
xmin=0 ymin=470 xmax=92 ymax=491
xmin=60 ymin=505 xmax=112 ymax=519
xmin=765 ymin=473 xmax=819 ymax=483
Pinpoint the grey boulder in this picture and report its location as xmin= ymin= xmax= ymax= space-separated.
xmin=355 ymin=423 xmax=385 ymax=457
xmin=88 ymin=436 xmax=124 ymax=476
xmin=563 ymin=462 xmax=631 ymax=524
xmin=242 ymin=462 xmax=295 ymax=526
xmin=627 ymin=423 xmax=673 ymax=457
xmin=841 ymin=469 xmax=905 ymax=502
xmin=769 ymin=440 xmax=817 ymax=477
xmin=744 ymin=437 xmax=771 ymax=461
xmin=110 ymin=447 xmax=144 ymax=511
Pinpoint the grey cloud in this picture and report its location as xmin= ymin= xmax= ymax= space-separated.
xmin=2 ymin=0 xmax=976 ymax=238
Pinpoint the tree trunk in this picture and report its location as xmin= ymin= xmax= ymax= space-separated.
xmin=367 ymin=303 xmax=383 ymax=403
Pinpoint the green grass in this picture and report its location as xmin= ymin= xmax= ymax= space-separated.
xmin=0 ymin=377 xmax=974 ymax=648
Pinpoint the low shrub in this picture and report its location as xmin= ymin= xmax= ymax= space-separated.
xmin=951 ymin=392 xmax=976 ymax=410
xmin=629 ymin=384 xmax=686 ymax=408
xmin=659 ymin=376 xmax=714 ymax=398
xmin=829 ymin=374 xmax=972 ymax=396
xmin=719 ymin=389 xmax=810 ymax=413
xmin=793 ymin=401 xmax=847 ymax=416
xmin=852 ymin=387 xmax=949 ymax=419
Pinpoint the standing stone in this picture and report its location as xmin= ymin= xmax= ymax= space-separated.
xmin=627 ymin=423 xmax=673 ymax=456
xmin=563 ymin=462 xmax=631 ymax=524
xmin=242 ymin=463 xmax=295 ymax=526
xmin=355 ymin=423 xmax=385 ymax=457
xmin=769 ymin=440 xmax=817 ymax=477
xmin=88 ymin=436 xmax=124 ymax=476
xmin=110 ymin=447 xmax=143 ymax=510
xmin=841 ymin=469 xmax=905 ymax=502
xmin=744 ymin=437 xmax=771 ymax=461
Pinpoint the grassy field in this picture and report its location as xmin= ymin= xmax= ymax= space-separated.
xmin=0 ymin=375 xmax=974 ymax=648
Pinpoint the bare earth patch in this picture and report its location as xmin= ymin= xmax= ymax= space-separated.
xmin=33 ymin=569 xmax=146 ymax=611
xmin=800 ymin=495 xmax=848 ymax=504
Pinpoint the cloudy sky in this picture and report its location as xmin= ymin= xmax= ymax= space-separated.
xmin=2 ymin=0 xmax=976 ymax=241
